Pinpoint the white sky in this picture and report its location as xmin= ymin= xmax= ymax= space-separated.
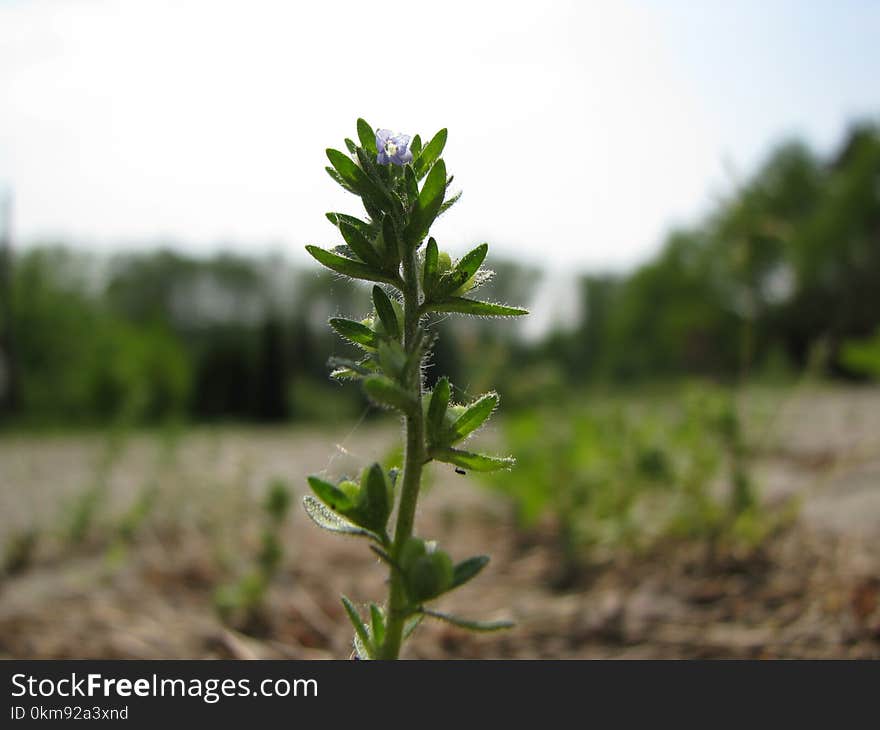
xmin=1 ymin=0 xmax=879 ymax=274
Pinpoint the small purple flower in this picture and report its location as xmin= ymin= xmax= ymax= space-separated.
xmin=375 ymin=129 xmax=413 ymax=166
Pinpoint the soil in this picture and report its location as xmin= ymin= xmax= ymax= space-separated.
xmin=1 ymin=385 xmax=879 ymax=659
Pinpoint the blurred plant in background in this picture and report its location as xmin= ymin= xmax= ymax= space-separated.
xmin=213 ymin=479 xmax=293 ymax=632
xmin=840 ymin=328 xmax=880 ymax=380
xmin=486 ymin=383 xmax=793 ymax=587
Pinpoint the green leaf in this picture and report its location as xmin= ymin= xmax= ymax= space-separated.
xmin=326 ymin=148 xmax=388 ymax=210
xmin=427 ymin=298 xmax=529 ymax=317
xmin=305 ymin=245 xmax=398 ymax=286
xmin=405 ymin=159 xmax=446 ymax=249
xmin=409 ymin=134 xmax=422 ymax=158
xmin=363 ymin=375 xmax=416 ymax=413
xmin=421 ymin=608 xmax=513 ymax=632
xmin=432 ymin=448 xmax=515 ymax=472
xmin=356 ymin=147 xmax=396 ymax=201
xmin=359 ymin=462 xmax=392 ymax=530
xmin=446 ymin=392 xmax=498 ymax=441
xmin=326 ymin=148 xmax=364 ymax=189
xmin=327 ymin=356 xmax=375 ymax=378
xmin=342 ymin=596 xmax=373 ymax=658
xmin=338 ymin=221 xmax=382 ymax=268
xmin=422 ymin=238 xmax=439 ymax=296
xmin=327 ymin=212 xmax=375 ymax=237
xmin=380 ymin=215 xmax=400 ymax=267
xmin=427 ymin=377 xmax=450 ymax=442
xmin=325 ymin=167 xmax=356 ymax=194
xmin=452 ymin=555 xmax=489 ymax=588
xmin=330 ymin=367 xmax=360 ymax=381
xmin=377 ymin=339 xmax=408 ymax=378
xmin=369 ymin=603 xmax=385 ymax=647
xmin=434 ymin=243 xmax=487 ymax=298
xmin=344 ymin=137 xmax=357 ymax=155
xmin=307 ymin=476 xmax=354 ymax=513
xmin=356 ymin=118 xmax=377 ymax=155
xmin=439 ymin=190 xmax=462 ymax=216
xmin=456 ymin=243 xmax=488 ymax=281
xmin=404 ymin=165 xmax=419 ymax=205
xmin=372 ymin=286 xmax=400 ymax=341
xmin=329 ymin=318 xmax=377 ymax=349
xmin=415 ymin=128 xmax=448 ymax=180
xmin=302 ymin=496 xmax=381 ymax=541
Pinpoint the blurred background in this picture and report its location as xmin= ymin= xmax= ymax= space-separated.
xmin=1 ymin=0 xmax=879 ymax=658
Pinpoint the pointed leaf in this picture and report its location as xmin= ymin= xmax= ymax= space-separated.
xmin=422 ymin=608 xmax=513 ymax=632
xmin=422 ymin=238 xmax=439 ymax=296
xmin=428 ymin=298 xmax=529 ymax=317
xmin=305 ymin=245 xmax=398 ymax=286
xmin=363 ymin=375 xmax=416 ymax=413
xmin=325 ymin=148 xmax=363 ymax=188
xmin=302 ymin=496 xmax=381 ymax=541
xmin=330 ymin=367 xmax=361 ymax=381
xmin=356 ymin=147 xmax=397 ymax=204
xmin=327 ymin=356 xmax=375 ymax=377
xmin=342 ymin=596 xmax=374 ymax=658
xmin=455 ymin=243 xmax=488 ymax=281
xmin=329 ymin=318 xmax=378 ymax=349
xmin=326 ymin=167 xmax=356 ymax=193
xmin=446 ymin=392 xmax=498 ymax=441
xmin=405 ymin=159 xmax=446 ymax=249
xmin=356 ymin=118 xmax=377 ymax=155
xmin=409 ymin=134 xmax=422 ymax=157
xmin=381 ymin=215 xmax=401 ymax=267
xmin=307 ymin=476 xmax=354 ymax=512
xmin=377 ymin=339 xmax=408 ymax=378
xmin=432 ymin=448 xmax=515 ymax=472
xmin=344 ymin=137 xmax=357 ymax=154
xmin=415 ymin=128 xmax=448 ymax=180
xmin=369 ymin=603 xmax=385 ymax=647
xmin=403 ymin=614 xmax=423 ymax=640
xmin=439 ymin=190 xmax=462 ymax=216
xmin=339 ymin=221 xmax=382 ymax=268
xmin=404 ymin=164 xmax=419 ymax=204
xmin=452 ymin=555 xmax=490 ymax=588
xmin=359 ymin=462 xmax=392 ymax=531
xmin=372 ymin=286 xmax=400 ymax=341
xmin=326 ymin=148 xmax=388 ymax=209
xmin=434 ymin=243 xmax=487 ymax=298
xmin=327 ymin=212 xmax=375 ymax=237
xmin=427 ymin=377 xmax=450 ymax=442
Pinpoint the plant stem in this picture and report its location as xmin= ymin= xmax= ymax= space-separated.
xmin=378 ymin=247 xmax=425 ymax=659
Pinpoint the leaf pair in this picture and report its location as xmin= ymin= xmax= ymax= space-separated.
xmin=343 ymin=599 xmax=424 ymax=659
xmin=397 ymin=537 xmax=490 ymax=604
xmin=305 ymin=245 xmax=400 ymax=287
xmin=423 ymin=379 xmax=514 ymax=471
xmin=329 ymin=286 xmax=402 ymax=351
xmin=306 ymin=463 xmax=394 ymax=537
xmin=326 ymin=144 xmax=398 ymax=218
xmin=422 ymin=240 xmax=528 ymax=317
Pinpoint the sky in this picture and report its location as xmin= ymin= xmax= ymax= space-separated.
xmin=1 ymin=0 xmax=879 ymax=276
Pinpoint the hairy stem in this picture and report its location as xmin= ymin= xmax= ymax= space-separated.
xmin=378 ymin=247 xmax=425 ymax=659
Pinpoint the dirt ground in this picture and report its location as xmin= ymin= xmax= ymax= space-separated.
xmin=1 ymin=385 xmax=879 ymax=659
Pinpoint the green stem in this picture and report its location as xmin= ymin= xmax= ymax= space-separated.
xmin=378 ymin=247 xmax=425 ymax=659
